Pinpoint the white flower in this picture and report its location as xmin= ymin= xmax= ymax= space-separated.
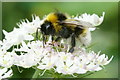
xmin=78 ymin=12 xmax=105 ymax=26
xmin=13 ymin=52 xmax=39 ymax=68
xmin=0 ymin=68 xmax=13 ymax=79
xmin=54 ymin=49 xmax=113 ymax=74
xmin=0 ymin=50 xmax=14 ymax=68
xmin=11 ymin=40 xmax=113 ymax=75
xmin=86 ymin=62 xmax=102 ymax=71
xmin=13 ymin=41 xmax=43 ymax=68
xmin=3 ymin=28 xmax=34 ymax=41
xmin=2 ymin=15 xmax=41 ymax=50
xmin=37 ymin=53 xmax=58 ymax=70
xmin=73 ymin=12 xmax=105 ymax=32
xmin=2 ymin=29 xmax=34 ymax=50
xmin=73 ymin=56 xmax=87 ymax=74
xmin=55 ymin=52 xmax=75 ymax=74
xmin=17 ymin=15 xmax=41 ymax=34
xmin=96 ymin=54 xmax=114 ymax=65
xmin=13 ymin=41 xmax=55 ymax=68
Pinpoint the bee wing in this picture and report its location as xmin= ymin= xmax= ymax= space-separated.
xmin=59 ymin=19 xmax=94 ymax=46
xmin=59 ymin=19 xmax=95 ymax=29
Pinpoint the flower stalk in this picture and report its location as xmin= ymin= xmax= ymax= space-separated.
xmin=32 ymin=68 xmax=41 ymax=78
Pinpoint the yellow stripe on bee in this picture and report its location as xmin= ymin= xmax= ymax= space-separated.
xmin=53 ymin=23 xmax=62 ymax=32
xmin=83 ymin=29 xmax=87 ymax=34
xmin=46 ymin=13 xmax=58 ymax=23
xmin=81 ymin=29 xmax=87 ymax=37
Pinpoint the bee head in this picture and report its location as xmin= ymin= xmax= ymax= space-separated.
xmin=41 ymin=21 xmax=55 ymax=35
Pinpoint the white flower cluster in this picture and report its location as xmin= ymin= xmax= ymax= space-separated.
xmin=2 ymin=15 xmax=41 ymax=50
xmin=0 ymin=48 xmax=13 ymax=79
xmin=0 ymin=12 xmax=113 ymax=79
xmin=73 ymin=12 xmax=105 ymax=27
xmin=13 ymin=40 xmax=113 ymax=75
xmin=0 ymin=15 xmax=42 ymax=79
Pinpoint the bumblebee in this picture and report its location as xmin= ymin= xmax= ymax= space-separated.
xmin=37 ymin=12 xmax=94 ymax=53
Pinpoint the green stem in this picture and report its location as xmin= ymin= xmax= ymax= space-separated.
xmin=32 ymin=68 xmax=40 ymax=78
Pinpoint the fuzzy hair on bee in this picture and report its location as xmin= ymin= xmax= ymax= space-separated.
xmin=36 ymin=12 xmax=94 ymax=53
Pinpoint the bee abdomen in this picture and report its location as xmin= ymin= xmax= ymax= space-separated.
xmin=58 ymin=27 xmax=73 ymax=38
xmin=74 ymin=27 xmax=84 ymax=37
xmin=78 ymin=29 xmax=91 ymax=46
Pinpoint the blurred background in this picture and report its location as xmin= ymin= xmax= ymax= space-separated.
xmin=2 ymin=2 xmax=118 ymax=78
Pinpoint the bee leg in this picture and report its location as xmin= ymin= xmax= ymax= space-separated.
xmin=36 ymin=28 xmax=40 ymax=40
xmin=55 ymin=37 xmax=61 ymax=47
xmin=51 ymin=36 xmax=55 ymax=46
xmin=43 ymin=34 xmax=46 ymax=48
xmin=69 ymin=33 xmax=75 ymax=53
xmin=45 ymin=36 xmax=47 ymax=44
xmin=52 ymin=36 xmax=54 ymax=42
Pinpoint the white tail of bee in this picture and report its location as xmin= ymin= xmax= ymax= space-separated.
xmin=79 ymin=29 xmax=91 ymax=46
